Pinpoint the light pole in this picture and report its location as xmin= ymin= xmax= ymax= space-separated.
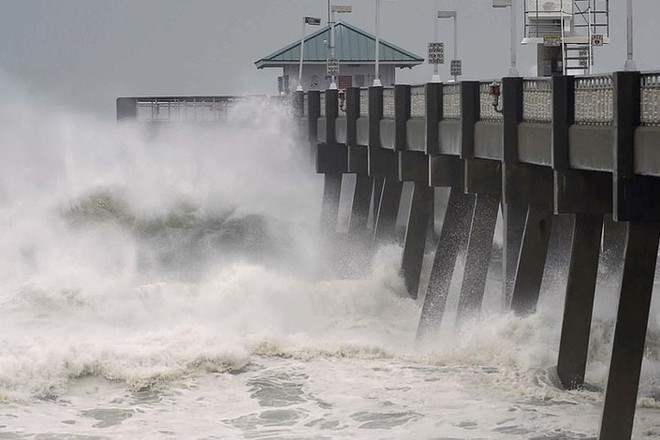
xmin=329 ymin=5 xmax=352 ymax=89
xmin=373 ymin=0 xmax=397 ymax=87
xmin=437 ymin=11 xmax=457 ymax=81
xmin=431 ymin=13 xmax=441 ymax=82
xmin=297 ymin=16 xmax=322 ymax=92
xmin=492 ymin=0 xmax=519 ymax=77
xmin=624 ymin=0 xmax=636 ymax=71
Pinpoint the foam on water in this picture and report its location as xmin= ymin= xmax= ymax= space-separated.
xmin=1 ymin=73 xmax=660 ymax=438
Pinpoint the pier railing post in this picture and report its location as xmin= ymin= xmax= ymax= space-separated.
xmin=425 ymin=82 xmax=443 ymax=156
xmin=307 ymin=91 xmax=321 ymax=144
xmin=598 ymin=71 xmax=660 ymax=440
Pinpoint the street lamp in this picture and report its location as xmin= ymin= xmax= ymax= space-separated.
xmin=297 ymin=16 xmax=322 ymax=92
xmin=437 ymin=11 xmax=458 ymax=82
xmin=492 ymin=0 xmax=519 ymax=77
xmin=624 ymin=0 xmax=636 ymax=71
xmin=373 ymin=0 xmax=397 ymax=87
xmin=329 ymin=4 xmax=352 ymax=89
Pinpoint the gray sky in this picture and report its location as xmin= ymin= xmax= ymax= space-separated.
xmin=1 ymin=0 xmax=658 ymax=119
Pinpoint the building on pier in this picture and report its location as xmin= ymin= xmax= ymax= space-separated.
xmin=254 ymin=21 xmax=423 ymax=93
xmin=523 ymin=0 xmax=610 ymax=76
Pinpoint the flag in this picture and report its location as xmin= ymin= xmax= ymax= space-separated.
xmin=304 ymin=17 xmax=321 ymax=25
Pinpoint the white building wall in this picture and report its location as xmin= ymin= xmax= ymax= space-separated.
xmin=282 ymin=64 xmax=396 ymax=92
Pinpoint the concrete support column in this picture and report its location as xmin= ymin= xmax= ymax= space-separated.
xmin=556 ymin=213 xmax=603 ymax=389
xmin=509 ymin=204 xmax=554 ymax=316
xmin=455 ymin=192 xmax=500 ymax=326
xmin=373 ymin=178 xmax=403 ymax=243
xmin=416 ymin=188 xmax=475 ymax=342
xmin=598 ymin=221 xmax=660 ymax=440
xmin=598 ymin=70 xmax=660 ymax=440
xmin=401 ymin=182 xmax=433 ymax=299
xmin=321 ymin=174 xmax=343 ymax=231
xmin=349 ymin=176 xmax=374 ymax=236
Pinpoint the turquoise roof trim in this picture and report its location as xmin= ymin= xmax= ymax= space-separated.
xmin=255 ymin=21 xmax=423 ymax=68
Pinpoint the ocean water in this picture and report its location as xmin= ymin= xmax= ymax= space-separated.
xmin=1 ymin=82 xmax=660 ymax=439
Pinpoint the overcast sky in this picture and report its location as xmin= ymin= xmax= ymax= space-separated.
xmin=1 ymin=0 xmax=659 ymax=119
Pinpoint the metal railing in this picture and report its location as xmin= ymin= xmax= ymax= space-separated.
xmin=642 ymin=73 xmax=660 ymax=127
xmin=411 ymin=85 xmax=426 ymax=119
xmin=522 ymin=78 xmax=553 ymax=123
xmin=135 ymin=97 xmax=240 ymax=122
xmin=443 ymin=84 xmax=461 ymax=120
xmin=574 ymin=74 xmax=613 ymax=125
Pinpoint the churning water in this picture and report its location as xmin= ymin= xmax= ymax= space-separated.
xmin=1 ymin=78 xmax=660 ymax=439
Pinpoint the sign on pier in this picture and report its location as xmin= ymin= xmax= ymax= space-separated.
xmin=326 ymin=58 xmax=339 ymax=75
xmin=450 ymin=60 xmax=462 ymax=76
xmin=428 ymin=42 xmax=444 ymax=64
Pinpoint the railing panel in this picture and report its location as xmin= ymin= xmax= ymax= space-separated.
xmin=383 ymin=87 xmax=395 ymax=119
xmin=411 ymin=85 xmax=426 ymax=119
xmin=135 ymin=98 xmax=239 ymax=122
xmin=443 ymin=83 xmax=461 ymax=120
xmin=522 ymin=78 xmax=552 ymax=123
xmin=479 ymin=81 xmax=503 ymax=122
xmin=642 ymin=72 xmax=660 ymax=127
xmin=320 ymin=91 xmax=326 ymax=117
xmin=359 ymin=88 xmax=369 ymax=117
xmin=574 ymin=75 xmax=613 ymax=126
xmin=303 ymin=94 xmax=308 ymax=118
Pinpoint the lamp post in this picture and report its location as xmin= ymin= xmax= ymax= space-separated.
xmin=329 ymin=4 xmax=352 ymax=89
xmin=373 ymin=0 xmax=397 ymax=87
xmin=624 ymin=0 xmax=636 ymax=71
xmin=492 ymin=0 xmax=519 ymax=77
xmin=437 ymin=11 xmax=458 ymax=82
xmin=297 ymin=16 xmax=321 ymax=92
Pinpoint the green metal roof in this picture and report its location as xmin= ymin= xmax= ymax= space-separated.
xmin=255 ymin=21 xmax=423 ymax=68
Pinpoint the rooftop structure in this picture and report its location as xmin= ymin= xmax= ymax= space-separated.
xmin=255 ymin=21 xmax=423 ymax=92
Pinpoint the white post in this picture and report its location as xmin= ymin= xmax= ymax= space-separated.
xmin=297 ymin=19 xmax=306 ymax=92
xmin=452 ymin=15 xmax=458 ymax=82
xmin=509 ymin=0 xmax=519 ymax=76
xmin=624 ymin=0 xmax=636 ymax=71
xmin=374 ymin=0 xmax=382 ymax=86
xmin=330 ymin=10 xmax=337 ymax=89
xmin=432 ymin=15 xmax=440 ymax=82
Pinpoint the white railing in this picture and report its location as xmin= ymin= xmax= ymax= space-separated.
xmin=359 ymin=88 xmax=369 ymax=117
xmin=383 ymin=87 xmax=395 ymax=119
xmin=443 ymin=84 xmax=461 ymax=120
xmin=641 ymin=73 xmax=660 ymax=127
xmin=319 ymin=91 xmax=326 ymax=117
xmin=522 ymin=78 xmax=552 ymax=123
xmin=574 ymin=75 xmax=613 ymax=125
xmin=135 ymin=98 xmax=239 ymax=122
xmin=411 ymin=85 xmax=426 ymax=119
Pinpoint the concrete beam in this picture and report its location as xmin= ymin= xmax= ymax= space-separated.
xmin=373 ymin=178 xmax=403 ymax=243
xmin=510 ymin=204 xmax=554 ymax=316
